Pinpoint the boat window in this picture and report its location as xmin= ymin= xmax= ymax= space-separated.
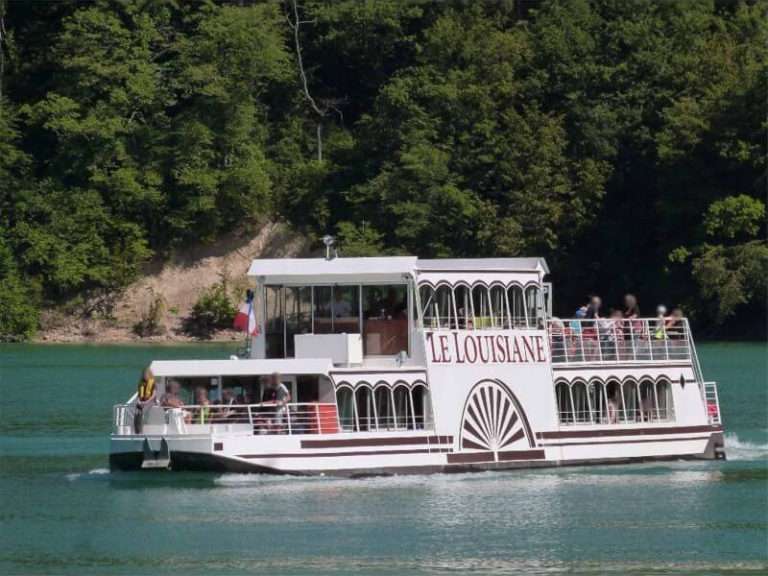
xmin=656 ymin=379 xmax=672 ymax=421
xmin=606 ymin=380 xmax=623 ymax=424
xmin=490 ymin=285 xmax=508 ymax=328
xmin=285 ymin=286 xmax=312 ymax=357
xmin=362 ymin=285 xmax=408 ymax=355
xmin=375 ymin=385 xmax=395 ymax=430
xmin=472 ymin=285 xmax=492 ymax=329
xmin=393 ymin=385 xmax=414 ymax=430
xmin=508 ymin=285 xmax=526 ymax=328
xmin=354 ymin=385 xmax=376 ymax=431
xmin=422 ymin=284 xmax=454 ymax=329
xmin=525 ymin=285 xmax=540 ymax=328
xmin=336 ymin=386 xmax=355 ymax=431
xmin=411 ymin=384 xmax=432 ymax=429
xmin=588 ymin=380 xmax=608 ymax=423
xmin=572 ymin=381 xmax=590 ymax=423
xmin=453 ymin=284 xmax=471 ymax=329
xmin=623 ymin=381 xmax=641 ymax=422
xmin=265 ymin=286 xmax=284 ymax=358
xmin=313 ymin=286 xmax=333 ymax=334
xmin=639 ymin=379 xmax=655 ymax=421
xmin=556 ymin=382 xmax=574 ymax=423
xmin=333 ymin=285 xmax=360 ymax=334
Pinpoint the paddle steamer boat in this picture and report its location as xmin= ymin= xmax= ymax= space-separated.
xmin=110 ymin=254 xmax=725 ymax=474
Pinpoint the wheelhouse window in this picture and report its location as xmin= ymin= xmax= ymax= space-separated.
xmin=453 ymin=284 xmax=471 ymax=329
xmin=490 ymin=285 xmax=509 ymax=328
xmin=265 ymin=286 xmax=284 ymax=358
xmin=333 ymin=285 xmax=360 ymax=334
xmin=285 ymin=286 xmax=311 ymax=357
xmin=525 ymin=285 xmax=540 ymax=328
xmin=418 ymin=281 xmax=542 ymax=331
xmin=362 ymin=285 xmax=408 ymax=355
xmin=508 ymin=285 xmax=527 ymax=327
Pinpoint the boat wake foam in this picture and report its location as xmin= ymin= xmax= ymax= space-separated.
xmin=724 ymin=432 xmax=768 ymax=461
xmin=65 ymin=468 xmax=110 ymax=482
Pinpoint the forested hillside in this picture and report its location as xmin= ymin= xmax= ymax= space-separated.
xmin=0 ymin=0 xmax=765 ymax=341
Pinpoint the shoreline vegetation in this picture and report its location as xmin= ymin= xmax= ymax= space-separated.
xmin=1 ymin=1 xmax=766 ymax=343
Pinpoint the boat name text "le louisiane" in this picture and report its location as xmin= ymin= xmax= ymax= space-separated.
xmin=426 ymin=332 xmax=547 ymax=365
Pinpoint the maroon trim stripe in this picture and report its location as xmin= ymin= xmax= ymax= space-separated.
xmin=238 ymin=448 xmax=433 ymax=459
xmin=301 ymin=435 xmax=453 ymax=449
xmin=536 ymin=424 xmax=721 ymax=440
xmin=447 ymin=449 xmax=545 ymax=464
xmin=540 ymin=435 xmax=713 ymax=447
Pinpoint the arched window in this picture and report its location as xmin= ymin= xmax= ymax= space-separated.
xmin=490 ymin=285 xmax=508 ymax=328
xmin=622 ymin=380 xmax=641 ymax=422
xmin=472 ymin=284 xmax=492 ymax=329
xmin=336 ymin=387 xmax=355 ymax=431
xmin=556 ymin=382 xmax=574 ymax=423
xmin=525 ymin=285 xmax=540 ymax=328
xmin=454 ymin=284 xmax=472 ymax=329
xmin=411 ymin=384 xmax=432 ymax=430
xmin=374 ymin=385 xmax=395 ymax=430
xmin=589 ymin=380 xmax=608 ymax=423
xmin=571 ymin=381 xmax=591 ymax=423
xmin=508 ymin=285 xmax=526 ymax=328
xmin=393 ymin=384 xmax=413 ymax=430
xmin=355 ymin=385 xmax=376 ymax=431
xmin=639 ymin=379 xmax=655 ymax=422
xmin=606 ymin=380 xmax=623 ymax=424
xmin=655 ymin=379 xmax=673 ymax=421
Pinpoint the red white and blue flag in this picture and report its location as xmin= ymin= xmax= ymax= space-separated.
xmin=233 ymin=290 xmax=259 ymax=336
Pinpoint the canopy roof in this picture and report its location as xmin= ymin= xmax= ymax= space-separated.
xmin=247 ymin=256 xmax=548 ymax=284
xmin=149 ymin=358 xmax=332 ymax=378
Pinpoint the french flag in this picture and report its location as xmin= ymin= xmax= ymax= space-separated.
xmin=233 ymin=289 xmax=259 ymax=336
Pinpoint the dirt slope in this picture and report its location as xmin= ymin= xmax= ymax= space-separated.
xmin=37 ymin=222 xmax=309 ymax=342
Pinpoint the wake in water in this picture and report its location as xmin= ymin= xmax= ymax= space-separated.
xmin=724 ymin=432 xmax=768 ymax=461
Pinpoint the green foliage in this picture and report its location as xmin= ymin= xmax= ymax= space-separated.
xmin=0 ymin=0 xmax=765 ymax=339
xmin=186 ymin=280 xmax=237 ymax=338
xmin=0 ymin=237 xmax=39 ymax=341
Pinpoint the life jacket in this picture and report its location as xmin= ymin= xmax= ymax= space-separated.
xmin=138 ymin=377 xmax=156 ymax=402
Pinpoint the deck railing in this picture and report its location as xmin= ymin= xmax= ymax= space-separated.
xmin=547 ymin=318 xmax=693 ymax=364
xmin=114 ymin=402 xmax=339 ymax=436
xmin=703 ymin=381 xmax=722 ymax=425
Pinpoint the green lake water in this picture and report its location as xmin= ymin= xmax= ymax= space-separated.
xmin=1 ymin=342 xmax=766 ymax=575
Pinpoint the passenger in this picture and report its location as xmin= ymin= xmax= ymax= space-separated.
xmin=622 ymin=294 xmax=643 ymax=355
xmin=194 ymin=386 xmax=211 ymax=424
xmin=333 ymin=289 xmax=353 ymax=318
xmin=161 ymin=380 xmax=190 ymax=424
xmin=666 ymin=307 xmax=686 ymax=356
xmin=585 ymin=295 xmax=602 ymax=319
xmin=215 ymin=388 xmax=236 ymax=421
xmin=134 ymin=367 xmax=157 ymax=434
xmin=261 ymin=372 xmax=291 ymax=433
xmin=653 ymin=305 xmax=668 ymax=340
xmin=583 ymin=296 xmax=600 ymax=358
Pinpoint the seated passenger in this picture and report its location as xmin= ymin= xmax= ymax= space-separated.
xmin=161 ymin=380 xmax=190 ymax=423
xmin=161 ymin=381 xmax=185 ymax=408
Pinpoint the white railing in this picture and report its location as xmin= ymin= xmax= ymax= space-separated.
xmin=114 ymin=402 xmax=339 ymax=436
xmin=703 ymin=381 xmax=722 ymax=425
xmin=548 ymin=318 xmax=693 ymax=364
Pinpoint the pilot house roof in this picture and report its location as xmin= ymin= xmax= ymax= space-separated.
xmin=247 ymin=256 xmax=548 ymax=284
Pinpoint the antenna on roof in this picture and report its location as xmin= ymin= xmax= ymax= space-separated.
xmin=322 ymin=235 xmax=337 ymax=260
